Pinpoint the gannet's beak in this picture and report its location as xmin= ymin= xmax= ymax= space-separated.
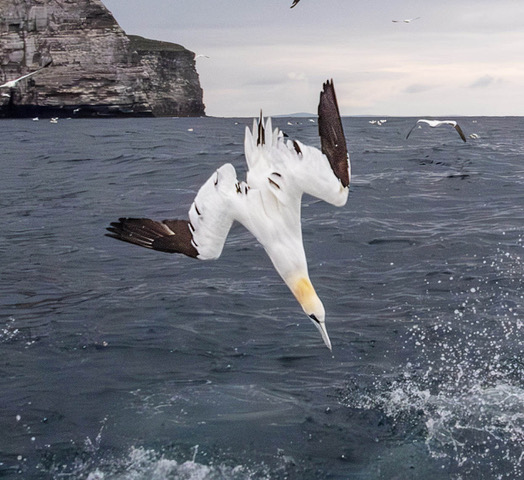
xmin=310 ymin=315 xmax=332 ymax=351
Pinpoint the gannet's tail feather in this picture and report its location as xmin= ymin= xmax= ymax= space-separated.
xmin=243 ymin=80 xmax=350 ymax=208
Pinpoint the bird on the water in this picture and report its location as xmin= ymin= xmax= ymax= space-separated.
xmin=406 ymin=119 xmax=467 ymax=142
xmin=107 ymin=80 xmax=351 ymax=350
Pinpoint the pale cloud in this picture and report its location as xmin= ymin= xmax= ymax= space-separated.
xmin=403 ymin=84 xmax=437 ymax=94
xmin=469 ymin=75 xmax=497 ymax=88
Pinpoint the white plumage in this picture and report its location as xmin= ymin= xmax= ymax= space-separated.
xmin=406 ymin=119 xmax=467 ymax=142
xmin=107 ymin=80 xmax=351 ymax=350
xmin=0 ymin=61 xmax=52 ymax=89
xmin=392 ymin=17 xmax=421 ymax=23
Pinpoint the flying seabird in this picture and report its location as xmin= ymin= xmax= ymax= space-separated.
xmin=392 ymin=17 xmax=421 ymax=23
xmin=107 ymin=80 xmax=351 ymax=350
xmin=0 ymin=60 xmax=52 ymax=89
xmin=290 ymin=0 xmax=301 ymax=8
xmin=406 ymin=119 xmax=467 ymax=142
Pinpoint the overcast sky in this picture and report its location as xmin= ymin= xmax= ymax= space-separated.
xmin=103 ymin=0 xmax=524 ymax=117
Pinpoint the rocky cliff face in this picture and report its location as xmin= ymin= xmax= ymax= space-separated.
xmin=0 ymin=0 xmax=205 ymax=117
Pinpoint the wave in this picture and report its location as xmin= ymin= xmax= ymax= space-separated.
xmin=339 ymin=239 xmax=524 ymax=478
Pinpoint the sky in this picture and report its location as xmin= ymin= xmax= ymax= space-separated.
xmin=103 ymin=0 xmax=524 ymax=117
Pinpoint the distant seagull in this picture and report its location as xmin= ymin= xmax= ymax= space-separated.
xmin=406 ymin=119 xmax=467 ymax=142
xmin=290 ymin=0 xmax=301 ymax=8
xmin=392 ymin=17 xmax=421 ymax=23
xmin=195 ymin=54 xmax=210 ymax=59
xmin=0 ymin=60 xmax=52 ymax=89
xmin=107 ymin=80 xmax=351 ymax=350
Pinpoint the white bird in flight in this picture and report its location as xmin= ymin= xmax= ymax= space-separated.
xmin=392 ymin=17 xmax=421 ymax=23
xmin=107 ymin=80 xmax=351 ymax=350
xmin=0 ymin=61 xmax=52 ymax=89
xmin=406 ymin=119 xmax=467 ymax=142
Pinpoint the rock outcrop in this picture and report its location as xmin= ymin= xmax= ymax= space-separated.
xmin=0 ymin=0 xmax=205 ymax=117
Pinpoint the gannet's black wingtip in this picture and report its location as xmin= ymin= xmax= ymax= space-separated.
xmin=405 ymin=124 xmax=417 ymax=140
xmin=257 ymin=110 xmax=265 ymax=146
xmin=318 ymin=79 xmax=350 ymax=187
xmin=106 ymin=217 xmax=198 ymax=257
xmin=454 ymin=124 xmax=467 ymax=142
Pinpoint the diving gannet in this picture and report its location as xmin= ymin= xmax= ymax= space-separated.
xmin=406 ymin=119 xmax=467 ymax=142
xmin=107 ymin=80 xmax=351 ymax=350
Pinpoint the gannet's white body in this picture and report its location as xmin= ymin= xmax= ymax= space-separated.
xmin=108 ymin=80 xmax=351 ymax=350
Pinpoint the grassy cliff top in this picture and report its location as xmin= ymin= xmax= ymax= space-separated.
xmin=128 ymin=35 xmax=187 ymax=53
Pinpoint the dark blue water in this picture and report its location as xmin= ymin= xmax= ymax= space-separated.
xmin=1 ymin=116 xmax=522 ymax=479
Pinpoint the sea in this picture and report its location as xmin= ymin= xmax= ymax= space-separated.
xmin=0 ymin=115 xmax=522 ymax=479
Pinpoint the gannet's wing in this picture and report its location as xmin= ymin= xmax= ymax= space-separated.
xmin=451 ymin=122 xmax=467 ymax=142
xmin=405 ymin=122 xmax=419 ymax=139
xmin=107 ymin=164 xmax=247 ymax=261
xmin=290 ymin=0 xmax=301 ymax=8
xmin=246 ymin=79 xmax=350 ymax=207
xmin=0 ymin=60 xmax=52 ymax=88
xmin=106 ymin=218 xmax=198 ymax=257
xmin=406 ymin=119 xmax=429 ymax=139
xmin=12 ymin=70 xmax=42 ymax=83
xmin=0 ymin=71 xmax=37 ymax=88
xmin=318 ymin=79 xmax=350 ymax=188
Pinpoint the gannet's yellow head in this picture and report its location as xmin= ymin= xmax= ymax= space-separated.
xmin=291 ymin=277 xmax=332 ymax=350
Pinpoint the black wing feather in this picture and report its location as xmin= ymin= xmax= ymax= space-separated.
xmin=106 ymin=218 xmax=198 ymax=258
xmin=454 ymin=124 xmax=467 ymax=142
xmin=318 ymin=79 xmax=350 ymax=187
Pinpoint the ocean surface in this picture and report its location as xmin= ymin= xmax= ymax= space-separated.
xmin=0 ymin=115 xmax=522 ymax=479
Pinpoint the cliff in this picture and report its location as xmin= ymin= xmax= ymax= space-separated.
xmin=0 ymin=0 xmax=205 ymax=117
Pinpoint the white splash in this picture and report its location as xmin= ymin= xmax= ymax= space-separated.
xmin=84 ymin=447 xmax=266 ymax=480
xmin=341 ymin=236 xmax=523 ymax=478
